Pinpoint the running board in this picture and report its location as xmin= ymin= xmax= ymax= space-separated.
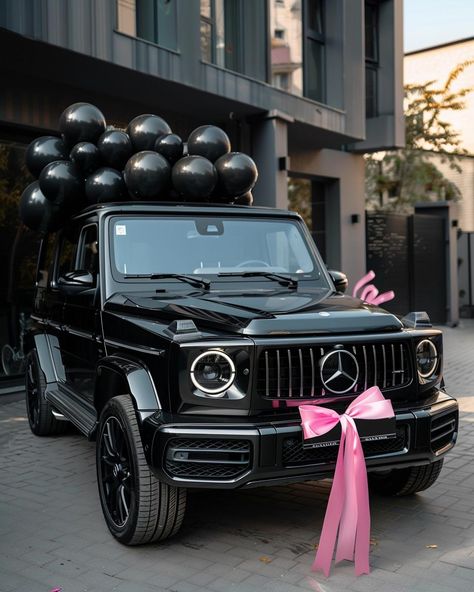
xmin=46 ymin=386 xmax=97 ymax=437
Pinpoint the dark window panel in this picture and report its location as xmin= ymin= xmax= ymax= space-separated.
xmin=305 ymin=39 xmax=325 ymax=102
xmin=134 ymin=0 xmax=178 ymax=51
xmin=157 ymin=0 xmax=178 ymax=51
xmin=136 ymin=0 xmax=156 ymax=44
xmin=200 ymin=0 xmax=267 ymax=81
xmin=366 ymin=65 xmax=378 ymax=118
xmin=365 ymin=1 xmax=378 ymax=63
xmin=307 ymin=0 xmax=324 ymax=36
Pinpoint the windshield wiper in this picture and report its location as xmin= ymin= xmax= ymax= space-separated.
xmin=217 ymin=271 xmax=298 ymax=289
xmin=123 ymin=273 xmax=210 ymax=290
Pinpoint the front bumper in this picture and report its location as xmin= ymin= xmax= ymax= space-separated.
xmin=149 ymin=391 xmax=458 ymax=489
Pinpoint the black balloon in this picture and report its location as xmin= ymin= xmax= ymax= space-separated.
xmin=172 ymin=155 xmax=217 ymax=199
xmin=39 ymin=161 xmax=84 ymax=210
xmin=127 ymin=114 xmax=171 ymax=152
xmin=215 ymin=152 xmax=258 ymax=197
xmin=85 ymin=168 xmax=128 ymax=204
xmin=124 ymin=151 xmax=170 ymax=200
xmin=19 ymin=181 xmax=64 ymax=233
xmin=25 ymin=136 xmax=69 ymax=178
xmin=70 ymin=142 xmax=101 ymax=175
xmin=154 ymin=133 xmax=183 ymax=165
xmin=187 ymin=125 xmax=231 ymax=163
xmin=97 ymin=129 xmax=132 ymax=170
xmin=233 ymin=191 xmax=253 ymax=206
xmin=59 ymin=102 xmax=106 ymax=146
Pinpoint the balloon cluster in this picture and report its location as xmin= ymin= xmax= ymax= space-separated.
xmin=20 ymin=102 xmax=258 ymax=233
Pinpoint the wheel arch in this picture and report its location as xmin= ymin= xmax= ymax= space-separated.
xmin=95 ymin=355 xmax=161 ymax=419
xmin=27 ymin=333 xmax=57 ymax=384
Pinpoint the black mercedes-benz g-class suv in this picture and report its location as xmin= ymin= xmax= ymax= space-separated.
xmin=26 ymin=202 xmax=458 ymax=545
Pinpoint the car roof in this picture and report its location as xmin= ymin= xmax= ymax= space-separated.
xmin=73 ymin=201 xmax=300 ymax=221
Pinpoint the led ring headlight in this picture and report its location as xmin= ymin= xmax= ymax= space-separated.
xmin=416 ymin=339 xmax=438 ymax=378
xmin=190 ymin=350 xmax=236 ymax=396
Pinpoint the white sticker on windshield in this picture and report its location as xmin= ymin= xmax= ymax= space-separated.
xmin=116 ymin=225 xmax=127 ymax=236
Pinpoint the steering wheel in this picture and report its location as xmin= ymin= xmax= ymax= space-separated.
xmin=237 ymin=259 xmax=271 ymax=268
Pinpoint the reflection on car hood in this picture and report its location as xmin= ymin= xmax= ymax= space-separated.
xmin=104 ymin=288 xmax=403 ymax=335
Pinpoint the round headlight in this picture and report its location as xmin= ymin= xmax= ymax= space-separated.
xmin=190 ymin=350 xmax=236 ymax=396
xmin=416 ymin=339 xmax=438 ymax=378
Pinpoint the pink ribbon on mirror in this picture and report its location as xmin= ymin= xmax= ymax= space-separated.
xmin=352 ymin=270 xmax=395 ymax=306
xmin=298 ymin=386 xmax=394 ymax=576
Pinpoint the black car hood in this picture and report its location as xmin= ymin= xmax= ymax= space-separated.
xmin=104 ymin=289 xmax=403 ymax=335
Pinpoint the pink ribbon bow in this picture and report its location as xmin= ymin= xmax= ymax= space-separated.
xmin=299 ymin=386 xmax=394 ymax=576
xmin=352 ymin=270 xmax=395 ymax=307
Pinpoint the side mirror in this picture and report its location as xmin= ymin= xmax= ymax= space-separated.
xmin=58 ymin=270 xmax=95 ymax=293
xmin=328 ymin=269 xmax=348 ymax=294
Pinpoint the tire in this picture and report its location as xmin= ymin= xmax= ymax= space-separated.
xmin=369 ymin=460 xmax=444 ymax=496
xmin=96 ymin=395 xmax=186 ymax=545
xmin=25 ymin=349 xmax=68 ymax=436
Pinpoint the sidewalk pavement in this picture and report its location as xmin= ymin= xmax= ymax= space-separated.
xmin=0 ymin=321 xmax=473 ymax=592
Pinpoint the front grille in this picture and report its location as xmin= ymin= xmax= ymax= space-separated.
xmin=165 ymin=438 xmax=251 ymax=480
xmin=257 ymin=342 xmax=412 ymax=400
xmin=282 ymin=426 xmax=407 ymax=466
xmin=430 ymin=411 xmax=457 ymax=452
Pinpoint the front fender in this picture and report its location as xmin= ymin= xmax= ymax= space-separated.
xmin=95 ymin=355 xmax=161 ymax=419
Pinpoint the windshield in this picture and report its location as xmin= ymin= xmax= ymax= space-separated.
xmin=110 ymin=216 xmax=328 ymax=286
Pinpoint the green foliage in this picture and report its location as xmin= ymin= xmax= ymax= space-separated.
xmin=365 ymin=60 xmax=474 ymax=212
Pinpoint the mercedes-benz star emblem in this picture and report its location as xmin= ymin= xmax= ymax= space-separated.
xmin=320 ymin=349 xmax=359 ymax=394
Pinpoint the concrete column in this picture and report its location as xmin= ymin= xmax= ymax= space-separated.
xmin=251 ymin=111 xmax=292 ymax=209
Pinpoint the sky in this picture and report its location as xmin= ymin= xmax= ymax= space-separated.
xmin=404 ymin=0 xmax=474 ymax=53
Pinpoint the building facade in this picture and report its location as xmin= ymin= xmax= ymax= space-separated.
xmin=0 ymin=0 xmax=403 ymax=381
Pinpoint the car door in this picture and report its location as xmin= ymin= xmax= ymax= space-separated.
xmin=58 ymin=222 xmax=101 ymax=404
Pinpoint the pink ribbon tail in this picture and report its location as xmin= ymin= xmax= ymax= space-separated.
xmin=371 ymin=291 xmax=395 ymax=306
xmin=299 ymin=387 xmax=394 ymax=576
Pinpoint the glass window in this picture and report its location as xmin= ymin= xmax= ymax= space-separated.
xmin=305 ymin=38 xmax=324 ymax=103
xmin=304 ymin=0 xmax=325 ymax=103
xmin=270 ymin=0 xmax=303 ymax=96
xmin=0 ymin=140 xmax=36 ymax=378
xmin=117 ymin=0 xmax=178 ymax=51
xmin=307 ymin=0 xmax=324 ymax=35
xmin=365 ymin=1 xmax=379 ymax=118
xmin=111 ymin=216 xmax=326 ymax=283
xmin=365 ymin=1 xmax=378 ymax=62
xmin=200 ymin=0 xmax=267 ymax=81
xmin=269 ymin=0 xmax=326 ymax=102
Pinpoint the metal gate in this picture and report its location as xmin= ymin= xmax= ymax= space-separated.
xmin=366 ymin=212 xmax=447 ymax=323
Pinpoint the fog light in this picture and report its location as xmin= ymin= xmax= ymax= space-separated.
xmin=191 ymin=350 xmax=235 ymax=396
xmin=416 ymin=339 xmax=438 ymax=378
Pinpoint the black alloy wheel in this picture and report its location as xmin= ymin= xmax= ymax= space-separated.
xmin=369 ymin=459 xmax=444 ymax=496
xmin=98 ymin=416 xmax=134 ymax=528
xmin=25 ymin=350 xmax=67 ymax=436
xmin=96 ymin=395 xmax=186 ymax=545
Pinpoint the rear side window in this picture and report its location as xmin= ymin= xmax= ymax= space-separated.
xmin=56 ymin=226 xmax=81 ymax=280
xmin=36 ymin=234 xmax=56 ymax=288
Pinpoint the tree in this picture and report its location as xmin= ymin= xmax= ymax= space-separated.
xmin=365 ymin=60 xmax=474 ymax=212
